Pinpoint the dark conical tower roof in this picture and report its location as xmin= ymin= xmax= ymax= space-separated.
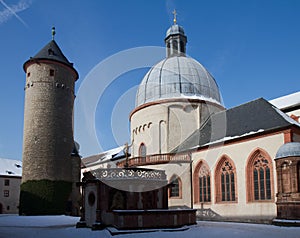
xmin=23 ymin=39 xmax=78 ymax=79
xmin=33 ymin=40 xmax=73 ymax=67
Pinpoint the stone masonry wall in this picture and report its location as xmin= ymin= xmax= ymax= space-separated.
xmin=22 ymin=61 xmax=76 ymax=182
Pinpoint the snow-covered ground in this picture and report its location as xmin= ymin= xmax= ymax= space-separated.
xmin=0 ymin=215 xmax=299 ymax=238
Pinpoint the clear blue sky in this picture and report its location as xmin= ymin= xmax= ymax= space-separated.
xmin=0 ymin=0 xmax=299 ymax=160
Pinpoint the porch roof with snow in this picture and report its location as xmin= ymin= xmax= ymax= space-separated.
xmin=174 ymin=98 xmax=300 ymax=153
xmin=81 ymin=146 xmax=126 ymax=168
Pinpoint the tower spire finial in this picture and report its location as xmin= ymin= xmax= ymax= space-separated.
xmin=172 ymin=9 xmax=177 ymax=25
xmin=52 ymin=26 xmax=56 ymax=40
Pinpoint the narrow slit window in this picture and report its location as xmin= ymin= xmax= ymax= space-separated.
xmin=207 ymin=175 xmax=211 ymax=201
xmin=259 ymin=168 xmax=265 ymax=200
xmin=231 ymin=173 xmax=235 ymax=201
xmin=221 ymin=173 xmax=225 ymax=201
xmin=254 ymin=169 xmax=259 ymax=200
xmin=199 ymin=177 xmax=203 ymax=202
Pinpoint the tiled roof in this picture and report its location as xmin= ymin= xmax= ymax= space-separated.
xmin=175 ymin=98 xmax=300 ymax=152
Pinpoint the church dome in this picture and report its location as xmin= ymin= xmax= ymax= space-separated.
xmin=135 ymin=20 xmax=222 ymax=107
xmin=136 ymin=56 xmax=222 ymax=107
xmin=275 ymin=142 xmax=300 ymax=159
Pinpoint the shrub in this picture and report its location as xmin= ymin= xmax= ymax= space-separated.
xmin=19 ymin=179 xmax=72 ymax=215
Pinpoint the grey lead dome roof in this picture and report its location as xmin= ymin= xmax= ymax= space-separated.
xmin=136 ymin=56 xmax=222 ymax=107
xmin=275 ymin=142 xmax=300 ymax=159
xmin=165 ymin=24 xmax=185 ymax=37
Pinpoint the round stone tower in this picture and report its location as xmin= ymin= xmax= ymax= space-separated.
xmin=20 ymin=29 xmax=79 ymax=215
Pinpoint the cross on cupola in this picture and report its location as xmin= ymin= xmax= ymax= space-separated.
xmin=173 ymin=9 xmax=177 ymax=25
xmin=165 ymin=10 xmax=187 ymax=58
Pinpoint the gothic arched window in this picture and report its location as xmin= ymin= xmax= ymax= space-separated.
xmin=169 ymin=175 xmax=181 ymax=198
xmin=246 ymin=149 xmax=273 ymax=202
xmin=139 ymin=143 xmax=146 ymax=158
xmin=194 ymin=160 xmax=211 ymax=203
xmin=215 ymin=156 xmax=237 ymax=203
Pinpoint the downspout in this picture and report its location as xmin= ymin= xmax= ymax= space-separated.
xmin=190 ymin=152 xmax=193 ymax=209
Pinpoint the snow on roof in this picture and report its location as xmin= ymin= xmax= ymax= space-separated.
xmin=272 ymin=105 xmax=300 ymax=127
xmin=200 ymin=129 xmax=265 ymax=147
xmin=0 ymin=158 xmax=22 ymax=177
xmin=197 ymin=104 xmax=300 ymax=149
xmin=269 ymin=91 xmax=300 ymax=110
xmin=82 ymin=145 xmax=125 ymax=167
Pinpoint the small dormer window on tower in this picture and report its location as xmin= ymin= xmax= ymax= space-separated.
xmin=48 ymin=48 xmax=54 ymax=56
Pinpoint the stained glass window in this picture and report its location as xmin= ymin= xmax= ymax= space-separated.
xmin=198 ymin=164 xmax=211 ymax=202
xmin=219 ymin=159 xmax=236 ymax=202
xmin=251 ymin=152 xmax=272 ymax=201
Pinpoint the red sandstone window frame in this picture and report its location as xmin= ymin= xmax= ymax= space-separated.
xmin=193 ymin=160 xmax=211 ymax=204
xmin=215 ymin=155 xmax=238 ymax=203
xmin=168 ymin=175 xmax=182 ymax=199
xmin=246 ymin=148 xmax=274 ymax=203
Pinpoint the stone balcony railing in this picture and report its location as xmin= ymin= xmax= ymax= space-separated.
xmin=117 ymin=153 xmax=191 ymax=168
xmin=91 ymin=167 xmax=167 ymax=181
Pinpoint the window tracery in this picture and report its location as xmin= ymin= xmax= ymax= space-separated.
xmin=199 ymin=164 xmax=211 ymax=202
xmin=215 ymin=156 xmax=237 ymax=203
xmin=246 ymin=149 xmax=273 ymax=202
